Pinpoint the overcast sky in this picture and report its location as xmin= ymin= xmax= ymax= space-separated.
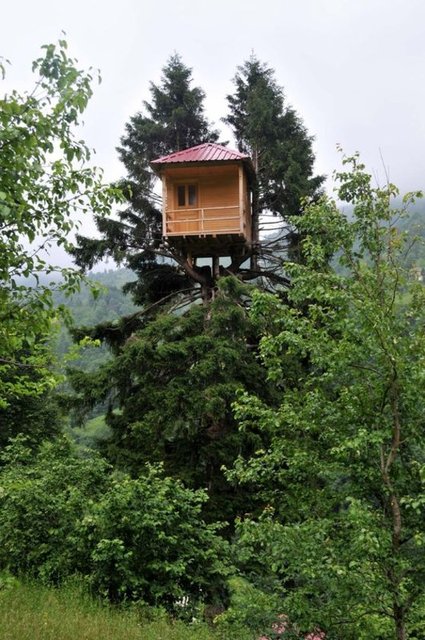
xmin=2 ymin=0 xmax=425 ymax=211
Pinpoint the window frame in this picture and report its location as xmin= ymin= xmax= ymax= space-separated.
xmin=175 ymin=182 xmax=198 ymax=208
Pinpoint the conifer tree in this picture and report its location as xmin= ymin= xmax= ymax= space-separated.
xmin=73 ymin=54 xmax=324 ymax=308
xmin=68 ymin=57 xmax=324 ymax=525
xmin=224 ymin=54 xmax=325 ymax=261
xmin=72 ymin=54 xmax=219 ymax=309
xmin=69 ymin=277 xmax=277 ymax=524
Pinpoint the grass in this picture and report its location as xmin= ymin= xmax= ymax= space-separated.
xmin=0 ymin=578 xmax=222 ymax=640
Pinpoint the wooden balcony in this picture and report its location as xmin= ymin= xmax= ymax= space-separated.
xmin=164 ymin=205 xmax=243 ymax=236
xmin=163 ymin=204 xmax=251 ymax=258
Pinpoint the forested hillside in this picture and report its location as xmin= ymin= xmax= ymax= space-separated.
xmin=2 ymin=41 xmax=425 ymax=640
xmin=52 ymin=268 xmax=138 ymax=363
xmin=49 ymin=268 xmax=139 ymax=446
xmin=55 ymin=268 xmax=138 ymax=326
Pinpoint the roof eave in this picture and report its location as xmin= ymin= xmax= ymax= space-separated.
xmin=151 ymin=157 xmax=256 ymax=182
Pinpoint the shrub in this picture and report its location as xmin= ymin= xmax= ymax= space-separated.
xmin=0 ymin=437 xmax=229 ymax=611
xmin=80 ymin=467 xmax=229 ymax=609
xmin=0 ymin=436 xmax=108 ymax=582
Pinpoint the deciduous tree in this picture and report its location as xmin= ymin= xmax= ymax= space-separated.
xmin=0 ymin=436 xmax=229 ymax=610
xmin=0 ymin=40 xmax=118 ymax=411
xmin=230 ymin=156 xmax=425 ymax=639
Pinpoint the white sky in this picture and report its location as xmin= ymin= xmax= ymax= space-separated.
xmin=2 ymin=0 xmax=425 ymax=246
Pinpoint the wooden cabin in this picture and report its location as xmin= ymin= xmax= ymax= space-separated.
xmin=151 ymin=143 xmax=255 ymax=259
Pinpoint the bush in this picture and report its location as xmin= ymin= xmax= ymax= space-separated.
xmin=0 ymin=436 xmax=108 ymax=582
xmin=214 ymin=576 xmax=281 ymax=639
xmin=0 ymin=437 xmax=229 ymax=610
xmin=79 ymin=466 xmax=229 ymax=608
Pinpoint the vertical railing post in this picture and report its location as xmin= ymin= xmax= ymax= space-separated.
xmin=238 ymin=166 xmax=244 ymax=234
xmin=162 ymin=176 xmax=167 ymax=235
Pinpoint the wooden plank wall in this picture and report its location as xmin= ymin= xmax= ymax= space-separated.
xmin=164 ymin=165 xmax=241 ymax=235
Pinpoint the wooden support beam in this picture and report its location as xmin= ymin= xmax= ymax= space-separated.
xmin=161 ymin=176 xmax=167 ymax=238
xmin=212 ymin=255 xmax=220 ymax=282
xmin=239 ymin=165 xmax=244 ymax=235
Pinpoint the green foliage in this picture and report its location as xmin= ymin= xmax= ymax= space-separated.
xmin=81 ymin=467 xmax=229 ymax=608
xmin=52 ymin=268 xmax=140 ymax=396
xmin=214 ymin=576 xmax=281 ymax=639
xmin=230 ymin=155 xmax=425 ymax=638
xmin=68 ymin=414 xmax=111 ymax=450
xmin=0 ymin=39 xmax=119 ymax=409
xmin=0 ymin=437 xmax=109 ymax=582
xmin=0 ymin=437 xmax=229 ymax=610
xmin=69 ymin=278 xmax=276 ymax=523
xmin=53 ymin=269 xmax=139 ymax=346
xmin=119 ymin=52 xmax=219 ymax=161
xmin=0 ymin=377 xmax=62 ymax=452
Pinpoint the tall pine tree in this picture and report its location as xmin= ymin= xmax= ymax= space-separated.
xmin=224 ymin=54 xmax=325 ymax=263
xmin=73 ymin=54 xmax=324 ymax=305
xmin=69 ymin=277 xmax=277 ymax=524
xmin=72 ymin=54 xmax=219 ymax=309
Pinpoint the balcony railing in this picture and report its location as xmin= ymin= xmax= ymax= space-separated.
xmin=165 ymin=205 xmax=241 ymax=236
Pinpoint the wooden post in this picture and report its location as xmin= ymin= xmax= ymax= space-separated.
xmin=250 ymin=147 xmax=259 ymax=271
xmin=238 ymin=165 xmax=244 ymax=235
xmin=161 ymin=175 xmax=167 ymax=236
xmin=212 ymin=255 xmax=220 ymax=283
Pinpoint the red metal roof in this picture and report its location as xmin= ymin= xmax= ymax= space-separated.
xmin=151 ymin=142 xmax=251 ymax=165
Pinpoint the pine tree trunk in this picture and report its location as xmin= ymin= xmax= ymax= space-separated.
xmin=201 ymin=283 xmax=212 ymax=304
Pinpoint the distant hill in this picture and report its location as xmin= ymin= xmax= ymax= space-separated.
xmin=82 ymin=268 xmax=138 ymax=290
xmin=53 ymin=268 xmax=138 ymax=333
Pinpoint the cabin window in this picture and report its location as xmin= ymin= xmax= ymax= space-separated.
xmin=176 ymin=184 xmax=198 ymax=207
xmin=177 ymin=185 xmax=186 ymax=206
xmin=188 ymin=184 xmax=197 ymax=205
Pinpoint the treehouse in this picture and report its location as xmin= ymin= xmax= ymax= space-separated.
xmin=151 ymin=142 xmax=255 ymax=260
